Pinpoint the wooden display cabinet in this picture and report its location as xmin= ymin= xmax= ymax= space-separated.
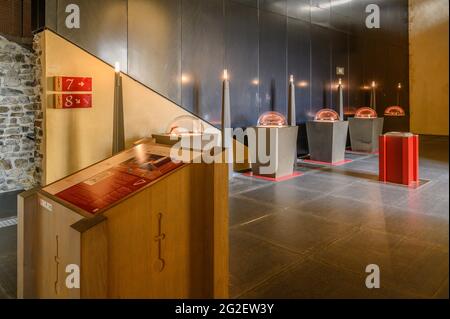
xmin=17 ymin=142 xmax=228 ymax=299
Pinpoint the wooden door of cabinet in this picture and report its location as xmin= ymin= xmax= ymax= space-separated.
xmin=35 ymin=195 xmax=82 ymax=298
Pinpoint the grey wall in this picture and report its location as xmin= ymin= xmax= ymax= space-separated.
xmin=43 ymin=0 xmax=409 ymax=153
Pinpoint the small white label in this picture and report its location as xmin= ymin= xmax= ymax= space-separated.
xmin=40 ymin=199 xmax=53 ymax=212
xmin=336 ymin=67 xmax=345 ymax=75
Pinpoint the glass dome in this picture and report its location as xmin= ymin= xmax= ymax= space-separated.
xmin=314 ymin=108 xmax=340 ymax=121
xmin=257 ymin=111 xmax=287 ymax=127
xmin=384 ymin=106 xmax=405 ymax=117
xmin=355 ymin=107 xmax=378 ymax=119
xmin=166 ymin=115 xmax=204 ymax=135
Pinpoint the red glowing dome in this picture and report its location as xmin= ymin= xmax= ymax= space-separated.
xmin=257 ymin=111 xmax=287 ymax=127
xmin=315 ymin=108 xmax=340 ymax=121
xmin=355 ymin=107 xmax=378 ymax=119
xmin=384 ymin=106 xmax=406 ymax=117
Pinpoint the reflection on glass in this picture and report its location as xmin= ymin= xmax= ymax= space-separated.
xmin=257 ymin=111 xmax=287 ymax=127
xmin=166 ymin=115 xmax=204 ymax=135
xmin=355 ymin=107 xmax=378 ymax=119
xmin=315 ymin=108 xmax=340 ymax=122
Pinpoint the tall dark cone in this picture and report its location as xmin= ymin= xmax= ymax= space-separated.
xmin=221 ymin=70 xmax=233 ymax=179
xmin=338 ymin=79 xmax=344 ymax=121
xmin=288 ymin=75 xmax=297 ymax=166
xmin=288 ymin=75 xmax=296 ymax=126
xmin=112 ymin=71 xmax=125 ymax=155
xmin=370 ymin=81 xmax=377 ymax=110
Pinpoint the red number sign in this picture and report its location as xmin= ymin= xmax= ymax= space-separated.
xmin=54 ymin=76 xmax=93 ymax=92
xmin=55 ymin=94 xmax=92 ymax=109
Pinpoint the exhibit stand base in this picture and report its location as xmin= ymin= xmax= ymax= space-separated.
xmin=249 ymin=126 xmax=298 ymax=179
xmin=348 ymin=117 xmax=384 ymax=153
xmin=243 ymin=171 xmax=303 ymax=182
xmin=306 ymin=121 xmax=349 ymax=164
xmin=379 ymin=132 xmax=419 ymax=186
xmin=17 ymin=142 xmax=228 ymax=299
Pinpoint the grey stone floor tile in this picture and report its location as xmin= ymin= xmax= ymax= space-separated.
xmin=229 ymin=196 xmax=281 ymax=227
xmin=240 ymin=258 xmax=417 ymax=299
xmin=229 ymin=230 xmax=301 ymax=298
xmin=295 ymin=196 xmax=391 ymax=227
xmin=396 ymin=191 xmax=449 ymax=219
xmin=239 ymin=184 xmax=324 ymax=210
xmin=238 ymin=209 xmax=356 ymax=254
xmin=0 ymin=226 xmax=17 ymax=257
xmin=330 ymin=180 xmax=414 ymax=207
xmin=278 ymin=173 xmax=358 ymax=194
xmin=0 ymin=190 xmax=21 ymax=219
xmin=229 ymin=175 xmax=270 ymax=196
xmin=0 ymin=254 xmax=16 ymax=299
xmin=312 ymin=229 xmax=449 ymax=297
xmin=364 ymin=208 xmax=449 ymax=248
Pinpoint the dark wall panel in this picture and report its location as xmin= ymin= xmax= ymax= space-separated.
xmin=287 ymin=17 xmax=311 ymax=123
xmin=41 ymin=0 xmax=410 ymax=137
xmin=310 ymin=25 xmax=331 ymax=116
xmin=225 ymin=1 xmax=259 ymax=128
xmin=56 ymin=0 xmax=128 ymax=71
xmin=128 ymin=0 xmax=181 ymax=104
xmin=331 ymin=30 xmax=348 ymax=112
xmin=181 ymin=0 xmax=224 ymax=125
xmin=287 ymin=0 xmax=311 ymax=22
xmin=287 ymin=17 xmax=311 ymax=154
xmin=260 ymin=0 xmax=287 ymax=16
xmin=311 ymin=0 xmax=331 ymax=28
xmin=348 ymin=34 xmax=365 ymax=110
xmin=259 ymin=10 xmax=287 ymax=115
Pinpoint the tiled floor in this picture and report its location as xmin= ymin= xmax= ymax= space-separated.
xmin=229 ymin=135 xmax=449 ymax=299
xmin=0 ymin=136 xmax=448 ymax=299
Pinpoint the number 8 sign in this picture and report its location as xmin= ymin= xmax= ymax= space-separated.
xmin=55 ymin=94 xmax=92 ymax=109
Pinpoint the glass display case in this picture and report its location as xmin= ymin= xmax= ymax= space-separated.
xmin=355 ymin=107 xmax=378 ymax=119
xmin=384 ymin=106 xmax=405 ymax=117
xmin=166 ymin=115 xmax=204 ymax=136
xmin=314 ymin=108 xmax=340 ymax=121
xmin=257 ymin=111 xmax=287 ymax=127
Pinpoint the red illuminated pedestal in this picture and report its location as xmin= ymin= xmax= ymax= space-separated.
xmin=379 ymin=132 xmax=419 ymax=186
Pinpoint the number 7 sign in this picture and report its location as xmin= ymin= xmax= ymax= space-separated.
xmin=54 ymin=76 xmax=93 ymax=92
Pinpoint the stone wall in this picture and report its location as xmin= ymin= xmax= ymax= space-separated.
xmin=0 ymin=34 xmax=40 ymax=193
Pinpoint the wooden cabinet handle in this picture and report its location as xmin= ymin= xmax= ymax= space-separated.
xmin=153 ymin=213 xmax=166 ymax=272
xmin=54 ymin=235 xmax=60 ymax=295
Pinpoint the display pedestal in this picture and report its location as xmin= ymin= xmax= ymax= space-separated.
xmin=17 ymin=142 xmax=228 ymax=299
xmin=379 ymin=132 xmax=419 ymax=186
xmin=306 ymin=121 xmax=348 ymax=164
xmin=249 ymin=126 xmax=298 ymax=179
xmin=348 ymin=117 xmax=384 ymax=153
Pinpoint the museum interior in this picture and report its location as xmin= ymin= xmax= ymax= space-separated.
xmin=0 ymin=0 xmax=448 ymax=299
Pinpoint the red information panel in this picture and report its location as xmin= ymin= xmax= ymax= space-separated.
xmin=56 ymin=153 xmax=184 ymax=214
xmin=54 ymin=76 xmax=93 ymax=92
xmin=55 ymin=94 xmax=92 ymax=109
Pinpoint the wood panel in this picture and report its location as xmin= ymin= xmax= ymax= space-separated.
xmin=33 ymin=195 xmax=82 ymax=298
xmin=17 ymin=188 xmax=39 ymax=299
xmin=80 ymin=220 xmax=108 ymax=298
